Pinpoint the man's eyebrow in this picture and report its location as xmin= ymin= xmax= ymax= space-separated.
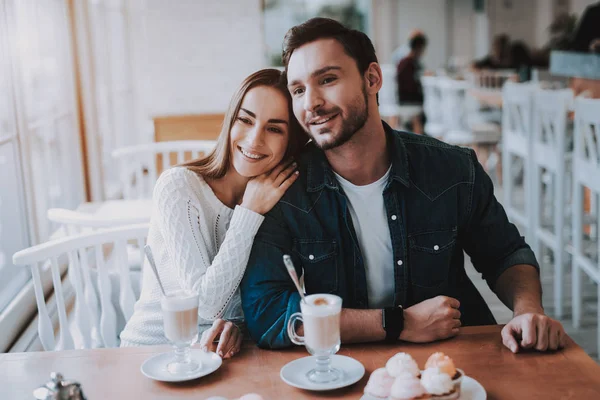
xmin=287 ymin=65 xmax=342 ymax=87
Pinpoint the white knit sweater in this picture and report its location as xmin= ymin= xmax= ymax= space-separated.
xmin=119 ymin=167 xmax=264 ymax=347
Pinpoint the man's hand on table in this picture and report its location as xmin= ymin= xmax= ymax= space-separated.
xmin=501 ymin=310 xmax=567 ymax=353
xmin=199 ymin=319 xmax=243 ymax=359
xmin=400 ymin=296 xmax=462 ymax=343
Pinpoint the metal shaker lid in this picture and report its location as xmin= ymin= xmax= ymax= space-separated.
xmin=33 ymin=372 xmax=86 ymax=400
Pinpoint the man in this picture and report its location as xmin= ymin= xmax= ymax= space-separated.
xmin=396 ymin=32 xmax=427 ymax=134
xmin=396 ymin=32 xmax=427 ymax=105
xmin=241 ymin=18 xmax=565 ymax=353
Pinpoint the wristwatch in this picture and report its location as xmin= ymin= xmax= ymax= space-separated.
xmin=382 ymin=305 xmax=404 ymax=342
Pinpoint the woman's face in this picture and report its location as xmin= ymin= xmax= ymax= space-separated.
xmin=230 ymin=86 xmax=291 ymax=178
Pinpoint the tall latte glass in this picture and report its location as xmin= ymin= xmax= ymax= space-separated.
xmin=287 ymin=294 xmax=342 ymax=384
xmin=161 ymin=290 xmax=200 ymax=374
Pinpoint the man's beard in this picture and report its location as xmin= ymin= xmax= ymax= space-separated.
xmin=307 ymin=87 xmax=369 ymax=151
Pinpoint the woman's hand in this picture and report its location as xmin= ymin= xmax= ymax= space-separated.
xmin=241 ymin=160 xmax=299 ymax=215
xmin=199 ymin=319 xmax=243 ymax=359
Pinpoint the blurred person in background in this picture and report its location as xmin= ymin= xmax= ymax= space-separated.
xmin=396 ymin=32 xmax=428 ymax=134
xmin=472 ymin=34 xmax=511 ymax=70
xmin=391 ymin=29 xmax=426 ymax=66
xmin=508 ymin=41 xmax=532 ymax=81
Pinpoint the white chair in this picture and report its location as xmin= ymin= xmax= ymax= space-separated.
xmin=421 ymin=76 xmax=445 ymax=139
xmin=438 ymin=78 xmax=501 ymax=175
xmin=530 ymin=88 xmax=573 ymax=319
xmin=571 ymin=97 xmax=600 ymax=354
xmin=501 ymin=82 xmax=536 ymax=242
xmin=12 ymin=224 xmax=150 ymax=351
xmin=112 ymin=140 xmax=216 ymax=200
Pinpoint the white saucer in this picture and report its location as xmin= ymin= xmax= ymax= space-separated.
xmin=280 ymin=354 xmax=365 ymax=391
xmin=360 ymin=375 xmax=487 ymax=400
xmin=141 ymin=349 xmax=222 ymax=382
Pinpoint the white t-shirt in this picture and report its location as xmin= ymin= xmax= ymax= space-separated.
xmin=334 ymin=166 xmax=395 ymax=308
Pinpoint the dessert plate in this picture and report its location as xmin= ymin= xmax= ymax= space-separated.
xmin=361 ymin=374 xmax=486 ymax=400
xmin=141 ymin=349 xmax=222 ymax=382
xmin=280 ymin=355 xmax=365 ymax=391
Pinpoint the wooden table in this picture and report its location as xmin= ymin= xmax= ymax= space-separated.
xmin=2 ymin=326 xmax=599 ymax=399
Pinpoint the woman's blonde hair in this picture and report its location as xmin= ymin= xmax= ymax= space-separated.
xmin=182 ymin=69 xmax=306 ymax=179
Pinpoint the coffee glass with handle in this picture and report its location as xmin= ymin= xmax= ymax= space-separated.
xmin=161 ymin=290 xmax=201 ymax=374
xmin=287 ymin=293 xmax=342 ymax=383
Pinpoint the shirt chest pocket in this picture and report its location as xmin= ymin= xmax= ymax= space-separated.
xmin=292 ymin=239 xmax=338 ymax=294
xmin=408 ymin=228 xmax=457 ymax=289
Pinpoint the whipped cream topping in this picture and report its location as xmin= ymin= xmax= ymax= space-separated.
xmin=364 ymin=368 xmax=394 ymax=398
xmin=421 ymin=367 xmax=454 ymax=395
xmin=390 ymin=375 xmax=427 ymax=400
xmin=386 ymin=353 xmax=420 ymax=378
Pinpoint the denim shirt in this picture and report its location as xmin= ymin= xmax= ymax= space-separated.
xmin=241 ymin=122 xmax=539 ymax=349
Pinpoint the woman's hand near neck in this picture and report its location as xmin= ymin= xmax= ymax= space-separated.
xmin=206 ymin=160 xmax=299 ymax=215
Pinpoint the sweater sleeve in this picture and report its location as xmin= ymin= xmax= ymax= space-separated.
xmin=153 ymin=168 xmax=264 ymax=320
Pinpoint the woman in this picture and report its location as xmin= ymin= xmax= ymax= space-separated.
xmin=120 ymin=69 xmax=306 ymax=358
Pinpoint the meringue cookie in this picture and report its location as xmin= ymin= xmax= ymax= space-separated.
xmin=364 ymin=367 xmax=395 ymax=398
xmin=238 ymin=394 xmax=265 ymax=400
xmin=386 ymin=352 xmax=420 ymax=378
xmin=390 ymin=375 xmax=427 ymax=400
xmin=425 ymin=352 xmax=457 ymax=378
xmin=421 ymin=367 xmax=454 ymax=396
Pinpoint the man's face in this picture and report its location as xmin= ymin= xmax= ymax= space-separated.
xmin=286 ymin=39 xmax=369 ymax=151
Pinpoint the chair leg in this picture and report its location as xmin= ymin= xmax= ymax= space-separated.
xmin=597 ymin=284 xmax=600 ymax=358
xmin=554 ymin=247 xmax=564 ymax=319
xmin=572 ymin=260 xmax=581 ymax=329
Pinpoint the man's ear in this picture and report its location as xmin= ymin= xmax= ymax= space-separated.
xmin=365 ymin=62 xmax=383 ymax=93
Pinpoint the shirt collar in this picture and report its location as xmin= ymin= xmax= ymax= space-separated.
xmin=306 ymin=120 xmax=410 ymax=192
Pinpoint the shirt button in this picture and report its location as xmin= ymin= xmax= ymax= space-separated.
xmin=397 ymin=260 xmax=403 ymax=266
xmin=308 ymin=254 xmax=315 ymax=260
xmin=391 ymin=215 xmax=397 ymax=220
xmin=433 ymin=245 xmax=440 ymax=251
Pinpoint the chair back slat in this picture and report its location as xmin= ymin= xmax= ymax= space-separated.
xmin=532 ymin=89 xmax=572 ymax=167
xmin=94 ymin=243 xmax=117 ymax=348
xmin=31 ymin=263 xmax=55 ymax=351
xmin=115 ymin=240 xmax=136 ymax=321
xmin=78 ymin=247 xmax=101 ymax=347
xmin=67 ymin=250 xmax=92 ymax=349
xmin=574 ymin=98 xmax=600 ymax=191
xmin=50 ymin=256 xmax=74 ymax=350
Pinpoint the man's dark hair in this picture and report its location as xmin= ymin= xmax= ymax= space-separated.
xmin=282 ymin=17 xmax=378 ymax=76
xmin=409 ymin=34 xmax=428 ymax=51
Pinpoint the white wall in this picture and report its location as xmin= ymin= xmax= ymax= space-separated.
xmin=449 ymin=0 xmax=475 ymax=63
xmin=372 ymin=0 xmax=448 ymax=70
xmin=138 ymin=0 xmax=265 ymax=116
xmin=571 ymin=0 xmax=598 ymax=16
xmin=395 ymin=0 xmax=449 ymax=70
xmin=488 ymin=0 xmax=537 ymax=47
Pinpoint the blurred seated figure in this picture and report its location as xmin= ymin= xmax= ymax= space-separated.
xmin=396 ymin=32 xmax=428 ymax=134
xmin=391 ymin=29 xmax=425 ymax=66
xmin=509 ymin=41 xmax=532 ymax=82
xmin=472 ymin=34 xmax=511 ymax=70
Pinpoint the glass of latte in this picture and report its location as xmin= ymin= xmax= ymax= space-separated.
xmin=287 ymin=293 xmax=342 ymax=383
xmin=161 ymin=290 xmax=201 ymax=374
